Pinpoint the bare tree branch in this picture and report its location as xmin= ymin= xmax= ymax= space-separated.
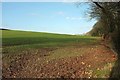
xmin=93 ymin=2 xmax=106 ymax=13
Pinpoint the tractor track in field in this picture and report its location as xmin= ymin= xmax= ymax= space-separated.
xmin=2 ymin=42 xmax=117 ymax=78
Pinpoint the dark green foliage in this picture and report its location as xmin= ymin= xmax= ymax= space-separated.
xmin=88 ymin=19 xmax=104 ymax=36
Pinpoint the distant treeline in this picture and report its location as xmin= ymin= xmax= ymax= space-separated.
xmin=0 ymin=28 xmax=10 ymax=30
xmin=87 ymin=20 xmax=104 ymax=37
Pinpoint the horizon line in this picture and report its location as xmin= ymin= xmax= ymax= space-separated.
xmin=1 ymin=28 xmax=87 ymax=35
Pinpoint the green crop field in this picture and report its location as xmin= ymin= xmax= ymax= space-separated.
xmin=2 ymin=30 xmax=98 ymax=46
xmin=2 ymin=30 xmax=99 ymax=54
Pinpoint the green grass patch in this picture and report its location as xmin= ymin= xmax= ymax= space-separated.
xmin=47 ymin=47 xmax=86 ymax=60
xmin=92 ymin=62 xmax=115 ymax=78
xmin=2 ymin=30 xmax=98 ymax=46
xmin=2 ymin=30 xmax=100 ymax=55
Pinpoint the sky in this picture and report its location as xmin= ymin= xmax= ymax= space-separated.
xmin=1 ymin=0 xmax=119 ymax=2
xmin=2 ymin=2 xmax=97 ymax=34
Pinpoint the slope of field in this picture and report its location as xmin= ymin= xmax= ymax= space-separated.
xmin=2 ymin=30 xmax=98 ymax=46
xmin=2 ymin=30 xmax=98 ymax=54
xmin=2 ymin=30 xmax=117 ymax=78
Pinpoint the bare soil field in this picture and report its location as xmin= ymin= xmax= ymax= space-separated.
xmin=2 ymin=43 xmax=117 ymax=78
